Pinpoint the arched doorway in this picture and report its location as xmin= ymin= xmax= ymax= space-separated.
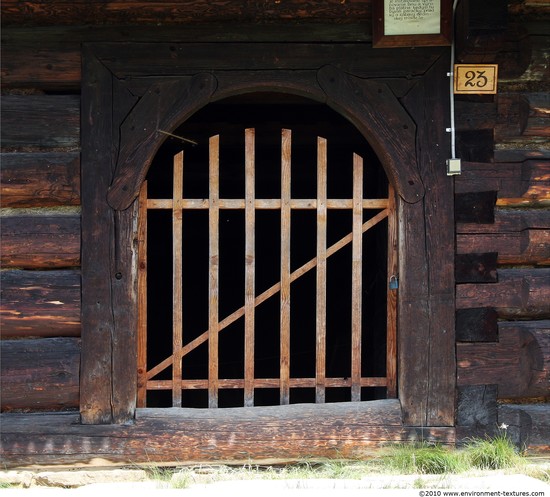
xmin=80 ymin=43 xmax=455 ymax=431
xmin=138 ymin=94 xmax=397 ymax=408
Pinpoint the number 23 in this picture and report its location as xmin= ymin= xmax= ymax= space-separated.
xmin=464 ymin=70 xmax=488 ymax=88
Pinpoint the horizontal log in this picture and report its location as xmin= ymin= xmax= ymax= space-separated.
xmin=457 ymin=208 xmax=550 ymax=266
xmin=0 ymin=152 xmax=80 ymax=207
xmin=457 ymin=320 xmax=550 ymax=398
xmin=1 ymin=24 xmax=372 ymax=90
xmin=93 ymin=43 xmax=443 ymax=81
xmin=0 ymin=270 xmax=81 ymax=338
xmin=1 ymin=1 xmax=372 ymax=26
xmin=1 ymin=95 xmax=79 ymax=150
xmin=455 ymin=93 xmax=548 ymax=141
xmin=456 ymin=268 xmax=550 ymax=318
xmin=454 ymin=160 xmax=550 ymax=204
xmin=0 ymin=401 xmax=457 ymax=467
xmin=0 ymin=338 xmax=80 ymax=411
xmin=494 ymin=137 xmax=550 ymax=162
xmin=1 ymin=215 xmax=80 ymax=268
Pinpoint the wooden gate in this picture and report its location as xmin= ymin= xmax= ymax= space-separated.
xmin=137 ymin=128 xmax=397 ymax=408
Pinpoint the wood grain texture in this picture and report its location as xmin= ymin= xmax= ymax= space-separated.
xmin=499 ymin=404 xmax=550 ymax=454
xmin=136 ymin=183 xmax=148 ymax=408
xmin=107 ymin=74 xmax=216 ymax=210
xmin=457 ymin=268 xmax=550 ymax=318
xmin=244 ymin=129 xmax=255 ymax=407
xmin=0 ymin=338 xmax=80 ymax=411
xmin=0 ymin=152 xmax=80 ymax=207
xmin=79 ymin=47 xmax=115 ymax=424
xmin=454 ymin=160 xmax=550 ymax=203
xmin=455 ymin=253 xmax=498 ymax=283
xmin=315 ymin=136 xmax=327 ymax=404
xmin=1 ymin=96 xmax=79 ymax=149
xmin=1 ymin=215 xmax=80 ymax=269
xmin=172 ymin=151 xmax=184 ymax=407
xmin=456 ymin=307 xmax=498 ymax=342
xmin=208 ymin=135 xmax=220 ymax=409
xmin=280 ymin=129 xmax=292 ymax=406
xmin=0 ymin=270 xmax=80 ymax=338
xmin=399 ymin=53 xmax=456 ymax=426
xmin=457 ymin=208 xmax=550 ymax=266
xmin=351 ymin=152 xmax=363 ymax=402
xmin=1 ymin=1 xmax=373 ymax=26
xmin=317 ymin=65 xmax=423 ymax=204
xmin=457 ymin=320 xmax=550 ymax=398
xmin=0 ymin=400 xmax=457 ymax=467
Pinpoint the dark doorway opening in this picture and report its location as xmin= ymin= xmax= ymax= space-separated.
xmin=142 ymin=93 xmax=392 ymax=408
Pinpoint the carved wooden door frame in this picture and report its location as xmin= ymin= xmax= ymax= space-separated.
xmin=81 ymin=42 xmax=455 ymax=426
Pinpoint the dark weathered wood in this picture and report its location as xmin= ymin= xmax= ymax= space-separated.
xmin=457 ymin=232 xmax=550 ymax=266
xmin=455 ymin=100 xmax=498 ymax=132
xmin=0 ymin=338 xmax=80 ymax=411
xmin=0 ymin=270 xmax=80 ymax=338
xmin=0 ymin=152 xmax=80 ymax=207
xmin=495 ymin=137 xmax=550 ymax=162
xmin=454 ymin=160 xmax=550 ymax=204
xmin=457 ymin=320 xmax=550 ymax=398
xmin=318 ymin=65 xmax=423 ymax=204
xmin=455 ymin=0 xmax=508 ymax=64
xmin=1 ymin=44 xmax=80 ymax=90
xmin=457 ymin=268 xmax=550 ymax=318
xmin=1 ymin=1 xmax=373 ymax=26
xmin=455 ymin=253 xmax=498 ymax=283
xmin=456 ymin=130 xmax=494 ymax=163
xmin=79 ymin=47 xmax=115 ymax=424
xmin=458 ymin=208 xmax=550 ymax=266
xmin=456 ymin=385 xmax=498 ymax=429
xmin=456 ymin=307 xmax=498 ymax=342
xmin=0 ymin=24 xmax=371 ymax=90
xmin=0 ymin=96 xmax=79 ymax=149
xmin=455 ymin=191 xmax=497 ymax=224
xmin=107 ymin=74 xmax=216 ymax=210
xmin=499 ymin=404 xmax=550 ymax=454
xmin=398 ymin=53 xmax=455 ymax=427
xmin=94 ymin=43 xmax=442 ymax=80
xmin=0 ymin=215 xmax=80 ymax=269
xmin=0 ymin=400 xmax=457 ymax=467
xmin=495 ymin=94 xmax=530 ymax=139
xmin=458 ymin=208 xmax=550 ymax=233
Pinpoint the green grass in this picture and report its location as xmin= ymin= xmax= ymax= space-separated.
xmin=381 ymin=442 xmax=469 ymax=475
xmin=142 ymin=434 xmax=545 ymax=489
xmin=464 ymin=434 xmax=524 ymax=471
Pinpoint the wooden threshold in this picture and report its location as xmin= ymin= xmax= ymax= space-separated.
xmin=0 ymin=400 xmax=456 ymax=468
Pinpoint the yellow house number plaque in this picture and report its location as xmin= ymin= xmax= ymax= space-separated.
xmin=454 ymin=64 xmax=498 ymax=94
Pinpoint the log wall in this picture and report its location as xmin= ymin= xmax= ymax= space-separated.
xmin=0 ymin=0 xmax=548 ymax=459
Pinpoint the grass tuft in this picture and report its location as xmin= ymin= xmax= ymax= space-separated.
xmin=382 ymin=442 xmax=467 ymax=475
xmin=464 ymin=434 xmax=523 ymax=471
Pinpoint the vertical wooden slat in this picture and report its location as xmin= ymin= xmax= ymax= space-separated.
xmin=280 ymin=129 xmax=292 ymax=405
xmin=244 ymin=129 xmax=255 ymax=407
xmin=137 ymin=181 xmax=148 ymax=408
xmin=316 ymin=136 xmax=327 ymax=404
xmin=172 ymin=151 xmax=184 ymax=407
xmin=209 ymin=135 xmax=220 ymax=408
xmin=386 ymin=183 xmax=398 ymax=398
xmin=351 ymin=153 xmax=363 ymax=402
